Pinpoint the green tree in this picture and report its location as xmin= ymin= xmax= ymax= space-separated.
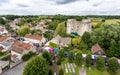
xmin=59 ymin=68 xmax=64 ymax=75
xmin=54 ymin=22 xmax=66 ymax=37
xmin=90 ymin=23 xmax=120 ymax=57
xmin=96 ymin=56 xmax=104 ymax=70
xmin=75 ymin=51 xmax=82 ymax=66
xmin=79 ymin=40 xmax=88 ymax=50
xmin=108 ymin=57 xmax=119 ymax=74
xmin=72 ymin=37 xmax=81 ymax=48
xmin=16 ymin=25 xmax=30 ymax=36
xmin=43 ymin=31 xmax=51 ymax=40
xmin=42 ymin=51 xmax=51 ymax=63
xmin=86 ymin=54 xmax=92 ymax=67
xmin=47 ymin=20 xmax=60 ymax=30
xmin=49 ymin=42 xmax=58 ymax=48
xmin=68 ymin=51 xmax=74 ymax=63
xmin=0 ymin=18 xmax=6 ymax=25
xmin=48 ymin=69 xmax=53 ymax=75
xmin=23 ymin=56 xmax=48 ymax=75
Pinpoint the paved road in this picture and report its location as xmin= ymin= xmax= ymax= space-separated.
xmin=52 ymin=55 xmax=58 ymax=75
xmin=1 ymin=62 xmax=27 ymax=75
xmin=79 ymin=67 xmax=86 ymax=75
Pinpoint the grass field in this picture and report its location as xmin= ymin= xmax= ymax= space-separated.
xmin=90 ymin=18 xmax=120 ymax=27
xmin=59 ymin=59 xmax=80 ymax=75
xmin=87 ymin=68 xmax=110 ymax=75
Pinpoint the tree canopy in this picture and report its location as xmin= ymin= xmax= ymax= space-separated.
xmin=90 ymin=23 xmax=120 ymax=57
xmin=53 ymin=22 xmax=66 ymax=37
xmin=23 ymin=56 xmax=48 ymax=75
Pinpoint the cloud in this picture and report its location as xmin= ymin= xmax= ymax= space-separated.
xmin=0 ymin=0 xmax=120 ymax=15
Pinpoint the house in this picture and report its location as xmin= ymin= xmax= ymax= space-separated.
xmin=91 ymin=43 xmax=105 ymax=55
xmin=0 ymin=36 xmax=15 ymax=52
xmin=24 ymin=34 xmax=46 ymax=46
xmin=0 ymin=60 xmax=9 ymax=73
xmin=0 ymin=35 xmax=8 ymax=43
xmin=59 ymin=37 xmax=71 ymax=48
xmin=45 ymin=35 xmax=71 ymax=48
xmin=8 ymin=18 xmax=21 ymax=30
xmin=67 ymin=19 xmax=92 ymax=36
xmin=10 ymin=41 xmax=35 ymax=62
xmin=0 ymin=26 xmax=8 ymax=36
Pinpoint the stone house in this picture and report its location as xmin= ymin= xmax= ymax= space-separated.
xmin=67 ymin=19 xmax=92 ymax=36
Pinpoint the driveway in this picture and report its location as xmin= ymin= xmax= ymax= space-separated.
xmin=1 ymin=62 xmax=27 ymax=75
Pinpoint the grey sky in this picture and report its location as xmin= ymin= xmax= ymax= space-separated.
xmin=0 ymin=0 xmax=120 ymax=15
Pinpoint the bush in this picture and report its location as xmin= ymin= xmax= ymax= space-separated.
xmin=108 ymin=57 xmax=119 ymax=74
xmin=22 ymin=51 xmax=35 ymax=61
xmin=96 ymin=56 xmax=104 ymax=70
xmin=57 ymin=58 xmax=61 ymax=65
xmin=86 ymin=54 xmax=92 ymax=67
xmin=59 ymin=68 xmax=64 ymax=75
xmin=48 ymin=69 xmax=53 ymax=75
xmin=42 ymin=51 xmax=51 ymax=64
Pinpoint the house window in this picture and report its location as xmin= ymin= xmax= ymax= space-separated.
xmin=98 ymin=51 xmax=101 ymax=55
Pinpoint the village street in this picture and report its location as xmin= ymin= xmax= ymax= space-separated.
xmin=1 ymin=62 xmax=27 ymax=75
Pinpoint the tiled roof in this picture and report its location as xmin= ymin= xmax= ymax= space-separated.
xmin=11 ymin=54 xmax=17 ymax=59
xmin=91 ymin=43 xmax=104 ymax=54
xmin=11 ymin=41 xmax=31 ymax=53
xmin=25 ymin=34 xmax=42 ymax=40
xmin=0 ymin=46 xmax=4 ymax=50
xmin=11 ymin=46 xmax=24 ymax=54
xmin=0 ymin=36 xmax=8 ymax=42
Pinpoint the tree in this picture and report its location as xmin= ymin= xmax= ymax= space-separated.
xmin=90 ymin=23 xmax=120 ymax=57
xmin=16 ymin=25 xmax=30 ymax=36
xmin=22 ymin=51 xmax=35 ymax=61
xmin=0 ymin=18 xmax=6 ymax=25
xmin=53 ymin=22 xmax=66 ymax=37
xmin=43 ymin=31 xmax=51 ymax=40
xmin=58 ymin=49 xmax=65 ymax=61
xmin=86 ymin=54 xmax=92 ymax=67
xmin=48 ymin=69 xmax=53 ymax=75
xmin=59 ymin=68 xmax=64 ymax=75
xmin=72 ymin=37 xmax=81 ymax=48
xmin=96 ymin=56 xmax=104 ymax=70
xmin=79 ymin=40 xmax=88 ymax=50
xmin=75 ymin=51 xmax=82 ymax=66
xmin=47 ymin=20 xmax=60 ymax=30
xmin=108 ymin=57 xmax=119 ymax=74
xmin=81 ymin=32 xmax=91 ymax=48
xmin=42 ymin=51 xmax=51 ymax=64
xmin=49 ymin=42 xmax=58 ymax=48
xmin=68 ymin=51 xmax=74 ymax=63
xmin=23 ymin=56 xmax=48 ymax=75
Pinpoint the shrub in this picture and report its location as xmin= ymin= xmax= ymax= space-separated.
xmin=22 ymin=51 xmax=35 ymax=61
xmin=59 ymin=68 xmax=64 ymax=75
xmin=108 ymin=57 xmax=119 ymax=74
xmin=86 ymin=54 xmax=92 ymax=67
xmin=96 ymin=56 xmax=104 ymax=70
xmin=48 ymin=69 xmax=53 ymax=75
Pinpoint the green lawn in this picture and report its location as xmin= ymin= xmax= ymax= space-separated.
xmin=0 ymin=51 xmax=9 ymax=59
xmin=59 ymin=59 xmax=80 ymax=75
xmin=87 ymin=68 xmax=110 ymax=75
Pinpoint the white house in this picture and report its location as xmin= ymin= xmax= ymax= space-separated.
xmin=10 ymin=41 xmax=36 ymax=62
xmin=0 ymin=26 xmax=8 ymax=36
xmin=24 ymin=34 xmax=46 ymax=46
xmin=0 ymin=60 xmax=9 ymax=73
xmin=0 ymin=36 xmax=15 ymax=52
xmin=67 ymin=19 xmax=92 ymax=36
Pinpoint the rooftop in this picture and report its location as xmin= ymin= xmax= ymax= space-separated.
xmin=25 ymin=34 xmax=42 ymax=40
xmin=0 ymin=36 xmax=8 ymax=42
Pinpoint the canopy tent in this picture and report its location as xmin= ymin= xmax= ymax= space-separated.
xmin=49 ymin=48 xmax=54 ymax=51
xmin=54 ymin=48 xmax=59 ymax=53
xmin=71 ymin=32 xmax=78 ymax=35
